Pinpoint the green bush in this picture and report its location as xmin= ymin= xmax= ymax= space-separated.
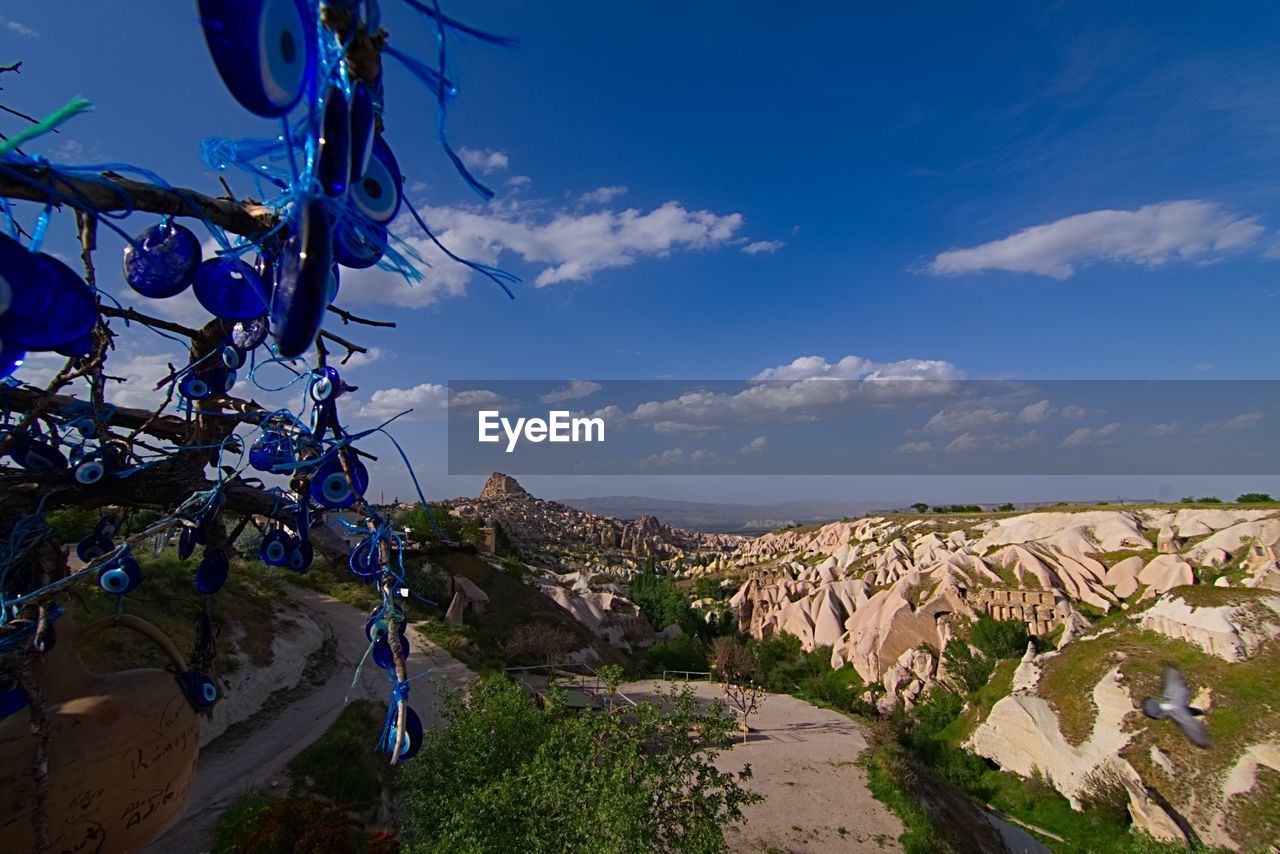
xmin=631 ymin=570 xmax=699 ymax=634
xmin=212 ymin=792 xmax=363 ymax=854
xmin=1237 ymin=492 xmax=1275 ymax=504
xmin=397 ymin=675 xmax=759 ymax=852
xmin=647 ymin=634 xmax=708 ymax=673
xmin=286 ymin=701 xmax=387 ymax=811
xmin=969 ymin=615 xmax=1029 ymax=659
xmin=694 ymin=577 xmax=722 ymax=599
xmin=943 ymin=638 xmax=995 ymax=692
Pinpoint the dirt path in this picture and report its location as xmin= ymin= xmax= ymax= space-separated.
xmin=148 ymin=586 xmax=474 ymax=854
xmin=626 ymin=680 xmax=904 ymax=853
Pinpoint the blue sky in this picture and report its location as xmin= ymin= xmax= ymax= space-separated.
xmin=4 ymin=2 xmax=1279 ymax=506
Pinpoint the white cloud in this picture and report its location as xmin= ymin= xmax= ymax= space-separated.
xmin=458 ymin=147 xmax=509 ymax=174
xmin=742 ymin=240 xmax=784 ymax=255
xmin=507 ymin=175 xmax=532 ymax=188
xmin=356 ymin=384 xmax=501 ymax=419
xmin=541 ymin=379 xmax=602 ymax=404
xmin=1202 ymin=411 xmax=1264 ymax=433
xmin=339 ymin=346 xmax=385 ymax=372
xmin=1016 ymin=400 xmax=1053 ymax=423
xmin=945 ymin=433 xmax=979 ymax=453
xmin=993 ymin=430 xmax=1042 ymax=450
xmin=340 ymin=197 xmax=745 ymax=307
xmin=638 ymin=448 xmax=685 ymax=469
xmin=1146 ymin=422 xmax=1181 ymax=437
xmin=895 ymin=440 xmax=934 ymax=454
xmin=578 ymin=186 xmax=628 ymax=205
xmin=740 ymin=435 xmax=768 ymax=454
xmin=752 ymin=355 xmax=962 ymax=382
xmin=627 ymin=355 xmax=963 ymax=435
xmin=1062 ymin=422 xmax=1121 ymax=447
xmin=924 ymin=406 xmax=1010 ymax=433
xmin=927 ymin=201 xmax=1265 ymax=279
xmin=689 ymin=449 xmax=718 ymax=466
xmin=2 ymin=19 xmax=37 ymax=37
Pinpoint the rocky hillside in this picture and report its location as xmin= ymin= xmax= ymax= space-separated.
xmin=709 ymin=506 xmax=1280 ymax=850
xmin=444 ymin=473 xmax=741 ymax=574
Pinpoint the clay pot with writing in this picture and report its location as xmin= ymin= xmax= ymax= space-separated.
xmin=0 ymin=614 xmax=200 ymax=853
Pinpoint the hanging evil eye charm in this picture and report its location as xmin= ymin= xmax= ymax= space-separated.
xmin=193 ymin=257 xmax=269 ymax=321
xmin=72 ymin=451 xmax=114 ymax=488
xmin=311 ymin=453 xmax=368 ymax=509
xmin=259 ymin=529 xmax=291 ymax=566
xmin=350 ymin=538 xmax=380 ymax=579
xmin=221 ymin=340 xmax=248 ymax=370
xmin=178 ymin=524 xmax=207 ymax=561
xmin=232 ymin=315 xmax=269 ymax=350
xmin=179 ymin=373 xmax=215 ymax=401
xmin=7 ymin=438 xmax=67 ymax=472
xmin=195 ymin=550 xmax=230 ymax=594
xmin=364 ymin=607 xmax=407 ymax=647
xmin=309 ymin=366 xmax=342 ymax=402
xmin=97 ymin=554 xmax=142 ymax=596
xmin=0 ymin=231 xmax=51 ymax=325
xmin=350 ymin=135 xmax=402 ymax=225
xmin=295 ymin=499 xmax=310 ymax=545
xmin=179 ymin=669 xmax=219 ymax=709
xmin=334 ymin=218 xmax=385 ymax=269
xmin=288 ymin=539 xmax=313 ymax=572
xmin=198 ymin=0 xmax=314 ymax=117
xmin=384 ymin=706 xmax=423 ymax=761
xmin=55 ymin=332 xmax=94 ymax=359
xmin=0 ymin=344 xmax=24 ymax=380
xmin=123 ymin=221 xmax=202 ymax=298
xmin=77 ymin=532 xmax=114 ymax=563
xmin=0 ymin=252 xmax=97 ymax=352
xmin=317 ymin=86 xmax=351 ymax=198
xmin=270 ymin=200 xmax=333 ymax=358
xmin=96 ymin=515 xmax=122 ymax=538
xmin=349 ymin=82 xmax=375 ymax=183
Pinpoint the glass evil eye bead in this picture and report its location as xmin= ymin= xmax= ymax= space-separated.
xmin=54 ymin=332 xmax=94 ymax=359
xmin=0 ymin=252 xmax=97 ymax=352
xmin=232 ymin=315 xmax=269 ymax=350
xmin=334 ymin=218 xmax=385 ymax=270
xmin=195 ymin=550 xmax=230 ymax=594
xmin=123 ymin=221 xmax=202 ymax=299
xmin=0 ymin=343 xmax=24 ymax=380
xmin=317 ymin=86 xmax=351 ymax=198
xmin=349 ymin=82 xmax=375 ymax=182
xmin=178 ymin=524 xmax=207 ymax=561
xmin=7 ymin=438 xmax=67 ymax=472
xmin=179 ymin=373 xmax=215 ymax=401
xmin=179 ymin=669 xmax=219 ymax=709
xmin=311 ymin=454 xmax=368 ymax=509
xmin=221 ymin=340 xmax=248 ymax=370
xmin=0 ymin=231 xmax=51 ymax=325
xmin=270 ymin=200 xmax=333 ymax=358
xmin=97 ymin=554 xmax=142 ymax=596
xmin=77 ymin=532 xmax=114 ymax=563
xmin=72 ymin=452 xmax=115 ymax=488
xmin=349 ymin=539 xmax=380 ymax=579
xmin=288 ymin=539 xmax=312 ymax=572
xmin=95 ymin=514 xmax=122 ymax=538
xmin=194 ymin=257 xmax=269 ymax=321
xmin=350 ymin=136 xmax=402 ymax=225
xmin=259 ymin=529 xmax=291 ymax=567
xmin=198 ymin=0 xmax=314 ymax=117
xmin=309 ymin=367 xmax=343 ymax=402
xmin=385 ymin=706 xmax=424 ymax=761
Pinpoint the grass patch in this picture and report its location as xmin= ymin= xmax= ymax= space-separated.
xmin=287 ymin=699 xmax=390 ymax=811
xmin=67 ymin=552 xmax=285 ymax=673
xmin=1167 ymin=584 xmax=1279 ymax=608
xmin=863 ymin=745 xmax=956 ymax=854
xmin=937 ymin=658 xmax=1018 ymax=744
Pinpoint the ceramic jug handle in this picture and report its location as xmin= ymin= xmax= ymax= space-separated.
xmin=75 ymin=614 xmax=191 ymax=673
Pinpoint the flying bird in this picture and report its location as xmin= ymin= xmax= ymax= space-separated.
xmin=1141 ymin=666 xmax=1210 ymax=749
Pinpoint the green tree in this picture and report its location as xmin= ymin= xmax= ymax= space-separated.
xmin=631 ymin=570 xmax=699 ymax=634
xmin=969 ymin=615 xmax=1029 ymax=659
xmin=1237 ymin=492 xmax=1275 ymax=504
xmin=398 ymin=676 xmax=760 ymax=853
xmin=694 ymin=576 xmax=722 ymax=600
xmin=911 ymin=502 xmax=930 ymax=514
xmin=996 ymin=503 xmax=1016 ymax=512
xmin=943 ymin=638 xmax=995 ymax=693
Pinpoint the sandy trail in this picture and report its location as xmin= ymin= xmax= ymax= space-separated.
xmin=626 ymin=680 xmax=904 ymax=853
xmin=147 ymin=585 xmax=474 ymax=854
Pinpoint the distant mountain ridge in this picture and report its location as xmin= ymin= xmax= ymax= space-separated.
xmin=555 ymin=495 xmax=886 ymax=533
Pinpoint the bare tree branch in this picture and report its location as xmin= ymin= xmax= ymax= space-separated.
xmin=327 ymin=304 xmax=397 ymax=328
xmin=0 ymin=162 xmax=276 ymax=238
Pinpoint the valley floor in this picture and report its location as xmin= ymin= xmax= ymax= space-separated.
xmin=626 ymin=679 xmax=904 ymax=853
